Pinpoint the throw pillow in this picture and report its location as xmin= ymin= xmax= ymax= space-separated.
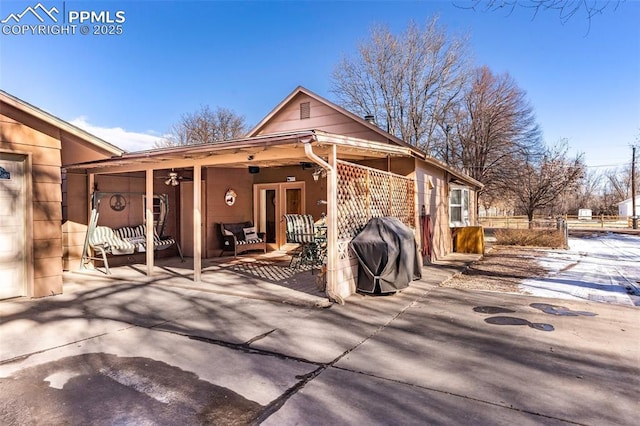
xmin=243 ymin=226 xmax=258 ymax=241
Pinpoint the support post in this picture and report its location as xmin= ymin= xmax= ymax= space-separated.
xmin=145 ymin=169 xmax=154 ymax=276
xmin=87 ymin=173 xmax=95 ymax=215
xmin=327 ymin=145 xmax=339 ymax=301
xmin=193 ymin=165 xmax=202 ymax=282
xmin=632 ymin=146 xmax=637 ymax=229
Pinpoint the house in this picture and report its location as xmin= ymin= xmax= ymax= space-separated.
xmin=0 ymin=90 xmax=124 ymax=299
xmin=618 ymin=196 xmax=640 ymax=218
xmin=63 ymin=86 xmax=482 ymax=302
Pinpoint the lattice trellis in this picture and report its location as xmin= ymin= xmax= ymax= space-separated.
xmin=336 ymin=160 xmax=415 ymax=240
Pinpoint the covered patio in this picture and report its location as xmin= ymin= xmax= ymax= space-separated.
xmin=64 ymin=130 xmax=420 ymax=303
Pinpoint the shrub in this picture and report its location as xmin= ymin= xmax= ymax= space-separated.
xmin=494 ymin=228 xmax=566 ymax=248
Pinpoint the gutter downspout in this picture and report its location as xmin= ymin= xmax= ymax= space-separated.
xmin=302 ymin=138 xmax=342 ymax=304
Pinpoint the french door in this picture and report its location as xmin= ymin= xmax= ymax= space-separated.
xmin=253 ymin=182 xmax=305 ymax=250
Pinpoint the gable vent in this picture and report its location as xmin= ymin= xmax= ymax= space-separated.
xmin=300 ymin=102 xmax=310 ymax=119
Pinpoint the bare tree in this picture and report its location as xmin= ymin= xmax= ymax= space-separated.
xmin=331 ymin=17 xmax=471 ymax=152
xmin=156 ymin=105 xmax=247 ymax=148
xmin=565 ymin=169 xmax=604 ymax=213
xmin=446 ymin=66 xmax=542 ymax=207
xmin=459 ymin=0 xmax=623 ymax=24
xmin=510 ymin=141 xmax=585 ymax=223
xmin=605 ymin=165 xmax=632 ymax=200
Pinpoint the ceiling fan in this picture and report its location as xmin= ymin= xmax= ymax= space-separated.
xmin=159 ymin=170 xmax=191 ymax=186
xmin=165 ymin=171 xmax=181 ymax=186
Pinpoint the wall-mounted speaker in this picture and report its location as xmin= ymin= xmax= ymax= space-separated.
xmin=248 ymin=166 xmax=260 ymax=174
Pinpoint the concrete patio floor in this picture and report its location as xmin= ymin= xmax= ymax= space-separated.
xmin=65 ymin=251 xmax=483 ymax=309
xmin=65 ymin=252 xmax=332 ymax=308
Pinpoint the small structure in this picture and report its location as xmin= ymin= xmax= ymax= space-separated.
xmin=618 ymin=197 xmax=640 ymax=218
xmin=578 ymin=209 xmax=592 ymax=220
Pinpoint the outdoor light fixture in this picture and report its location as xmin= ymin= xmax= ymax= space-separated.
xmin=312 ymin=167 xmax=327 ymax=182
xmin=165 ymin=171 xmax=180 ymax=186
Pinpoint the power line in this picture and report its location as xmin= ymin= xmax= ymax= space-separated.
xmin=584 ymin=162 xmax=629 ymax=169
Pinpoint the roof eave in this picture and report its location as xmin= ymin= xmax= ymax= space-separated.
xmin=64 ymin=130 xmax=319 ymax=170
xmin=1 ymin=90 xmax=125 ymax=156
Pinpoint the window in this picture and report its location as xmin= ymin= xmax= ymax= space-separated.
xmin=449 ymin=187 xmax=470 ymax=227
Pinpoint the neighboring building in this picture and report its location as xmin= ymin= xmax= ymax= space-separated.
xmin=618 ymin=197 xmax=640 ymax=218
xmin=65 ymin=86 xmax=482 ymax=302
xmin=0 ymin=90 xmax=123 ymax=299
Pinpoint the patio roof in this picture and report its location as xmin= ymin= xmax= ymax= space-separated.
xmin=64 ymin=129 xmax=417 ymax=174
xmin=63 ymin=128 xmax=482 ymax=188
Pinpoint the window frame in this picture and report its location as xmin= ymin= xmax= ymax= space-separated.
xmin=449 ymin=186 xmax=470 ymax=227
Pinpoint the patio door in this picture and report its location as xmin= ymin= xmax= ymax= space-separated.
xmin=0 ymin=153 xmax=27 ymax=299
xmin=254 ymin=182 xmax=305 ymax=250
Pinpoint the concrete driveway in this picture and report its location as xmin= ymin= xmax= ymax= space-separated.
xmin=1 ymin=256 xmax=638 ymax=425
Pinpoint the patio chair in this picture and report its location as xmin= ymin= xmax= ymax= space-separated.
xmin=220 ymin=221 xmax=267 ymax=257
xmin=284 ymin=214 xmax=325 ymax=269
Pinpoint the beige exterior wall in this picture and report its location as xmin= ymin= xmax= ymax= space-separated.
xmin=204 ymin=167 xmax=255 ymax=258
xmin=415 ymin=159 xmax=480 ymax=260
xmin=202 ymin=165 xmax=327 ymax=257
xmin=0 ymin=108 xmax=62 ymax=297
xmin=1 ymin=97 xmax=121 ymax=293
xmin=415 ymin=159 xmax=451 ymax=260
xmin=356 ymin=157 xmax=416 ymax=177
xmin=254 ymin=92 xmax=393 ymax=144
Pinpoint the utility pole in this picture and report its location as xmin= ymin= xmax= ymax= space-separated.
xmin=632 ymin=146 xmax=637 ymax=229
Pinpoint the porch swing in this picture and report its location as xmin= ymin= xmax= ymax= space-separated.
xmin=80 ymin=191 xmax=184 ymax=274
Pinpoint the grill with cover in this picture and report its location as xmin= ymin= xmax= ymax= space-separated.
xmin=350 ymin=217 xmax=422 ymax=294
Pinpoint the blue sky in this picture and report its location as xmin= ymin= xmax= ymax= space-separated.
xmin=1 ymin=0 xmax=638 ymax=169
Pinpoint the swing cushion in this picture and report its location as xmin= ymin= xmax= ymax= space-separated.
xmin=90 ymin=226 xmax=136 ymax=255
xmin=115 ymin=224 xmax=178 ymax=252
xmin=116 ymin=224 xmax=147 ymax=250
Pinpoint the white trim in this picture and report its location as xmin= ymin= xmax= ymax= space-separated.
xmin=449 ymin=186 xmax=470 ymax=227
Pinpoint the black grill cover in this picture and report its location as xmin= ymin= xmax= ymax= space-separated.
xmin=350 ymin=217 xmax=422 ymax=294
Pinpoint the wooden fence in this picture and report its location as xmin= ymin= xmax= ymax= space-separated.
xmin=479 ymin=215 xmax=633 ymax=230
